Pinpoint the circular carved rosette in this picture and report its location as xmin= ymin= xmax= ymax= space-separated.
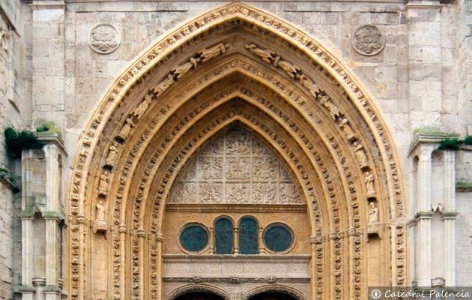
xmin=351 ymin=25 xmax=386 ymax=56
xmin=89 ymin=23 xmax=121 ymax=54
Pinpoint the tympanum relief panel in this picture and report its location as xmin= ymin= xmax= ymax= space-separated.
xmin=169 ymin=127 xmax=304 ymax=205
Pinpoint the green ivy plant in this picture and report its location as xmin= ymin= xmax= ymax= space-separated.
xmin=35 ymin=120 xmax=61 ymax=133
xmin=438 ymin=136 xmax=472 ymax=151
xmin=4 ymin=127 xmax=45 ymax=158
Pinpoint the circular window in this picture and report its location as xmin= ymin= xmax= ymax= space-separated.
xmin=179 ymin=224 xmax=209 ymax=253
xmin=263 ymin=223 xmax=294 ymax=253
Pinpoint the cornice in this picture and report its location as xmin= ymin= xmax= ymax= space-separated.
xmin=407 ymin=133 xmax=459 ymax=156
xmin=163 ymin=254 xmax=312 ymax=264
xmin=166 ymin=204 xmax=307 ymax=213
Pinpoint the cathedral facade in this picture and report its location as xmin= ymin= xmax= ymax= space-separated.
xmin=0 ymin=0 xmax=471 ymax=299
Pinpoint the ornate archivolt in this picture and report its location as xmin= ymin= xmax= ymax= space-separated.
xmin=66 ymin=3 xmax=408 ymax=300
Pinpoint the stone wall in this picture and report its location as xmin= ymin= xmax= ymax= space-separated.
xmin=19 ymin=0 xmax=467 ymax=165
xmin=0 ymin=0 xmax=26 ymax=299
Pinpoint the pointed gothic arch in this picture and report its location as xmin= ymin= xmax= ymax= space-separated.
xmin=66 ymin=3 xmax=407 ymax=300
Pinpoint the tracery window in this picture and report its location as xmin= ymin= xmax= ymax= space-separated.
xmin=239 ymin=216 xmax=258 ymax=254
xmin=214 ymin=217 xmax=234 ymax=254
xmin=179 ymin=224 xmax=209 ymax=253
xmin=263 ymin=223 xmax=294 ymax=253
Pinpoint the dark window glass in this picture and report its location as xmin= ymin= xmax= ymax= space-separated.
xmin=263 ymin=224 xmax=293 ymax=252
xmin=180 ymin=225 xmax=208 ymax=252
xmin=239 ymin=217 xmax=258 ymax=254
xmin=215 ymin=218 xmax=233 ymax=254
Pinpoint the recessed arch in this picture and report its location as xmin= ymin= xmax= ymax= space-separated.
xmin=66 ymin=3 xmax=408 ymax=300
xmin=243 ymin=285 xmax=305 ymax=300
xmin=167 ymin=284 xmax=231 ymax=300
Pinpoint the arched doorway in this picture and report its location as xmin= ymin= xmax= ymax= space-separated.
xmin=175 ymin=292 xmax=224 ymax=300
xmin=249 ymin=292 xmax=297 ymax=300
xmin=66 ymin=3 xmax=408 ymax=300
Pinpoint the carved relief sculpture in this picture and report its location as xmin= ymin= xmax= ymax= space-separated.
xmin=365 ymin=171 xmax=376 ymax=199
xmin=89 ymin=23 xmax=121 ymax=54
xmin=98 ymin=171 xmax=110 ymax=197
xmin=351 ymin=25 xmax=386 ymax=56
xmin=367 ymin=201 xmax=380 ymax=238
xmin=353 ymin=141 xmax=369 ymax=170
xmin=131 ymin=94 xmax=153 ymax=120
xmin=199 ymin=43 xmax=229 ymax=62
xmin=116 ymin=117 xmax=136 ymax=143
xmin=94 ymin=199 xmax=108 ymax=233
xmin=297 ymin=74 xmax=320 ymax=98
xmin=152 ymin=74 xmax=176 ymax=96
xmin=274 ymin=56 xmax=301 ymax=78
xmin=245 ymin=43 xmax=276 ymax=63
xmin=104 ymin=142 xmax=119 ymax=169
xmin=320 ymin=94 xmax=341 ymax=120
xmin=172 ymin=58 xmax=199 ymax=79
xmin=338 ymin=118 xmax=357 ymax=142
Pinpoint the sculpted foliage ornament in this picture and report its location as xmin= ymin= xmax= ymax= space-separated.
xmin=351 ymin=25 xmax=386 ymax=56
xmin=89 ymin=24 xmax=121 ymax=54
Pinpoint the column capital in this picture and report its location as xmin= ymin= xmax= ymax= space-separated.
xmin=441 ymin=211 xmax=459 ymax=220
xmin=415 ymin=211 xmax=434 ymax=220
xmin=32 ymin=277 xmax=46 ymax=287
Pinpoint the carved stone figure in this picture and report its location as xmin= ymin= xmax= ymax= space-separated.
xmin=94 ymin=199 xmax=108 ymax=233
xmin=152 ymin=74 xmax=175 ymax=96
xmin=338 ymin=118 xmax=357 ymax=142
xmin=353 ymin=141 xmax=368 ymax=169
xmin=116 ymin=117 xmax=136 ymax=143
xmin=298 ymin=74 xmax=320 ymax=97
xmin=274 ymin=56 xmax=300 ymax=77
xmin=172 ymin=57 xmax=198 ymax=79
xmin=368 ymin=201 xmax=379 ymax=224
xmin=131 ymin=95 xmax=152 ymax=120
xmin=365 ymin=171 xmax=376 ymax=198
xmin=320 ymin=95 xmax=341 ymax=120
xmin=245 ymin=43 xmax=276 ymax=63
xmin=198 ymin=43 xmax=228 ymax=62
xmin=98 ymin=171 xmax=110 ymax=197
xmin=352 ymin=25 xmax=385 ymax=56
xmin=104 ymin=142 xmax=119 ymax=169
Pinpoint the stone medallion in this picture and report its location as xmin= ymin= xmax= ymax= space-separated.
xmin=351 ymin=25 xmax=385 ymax=56
xmin=89 ymin=23 xmax=121 ymax=54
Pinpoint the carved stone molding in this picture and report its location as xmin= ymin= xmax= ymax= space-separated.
xmin=351 ymin=25 xmax=386 ymax=56
xmin=89 ymin=23 xmax=121 ymax=54
xmin=68 ymin=3 xmax=409 ymax=300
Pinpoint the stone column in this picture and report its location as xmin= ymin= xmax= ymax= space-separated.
xmin=416 ymin=145 xmax=434 ymax=287
xmin=33 ymin=278 xmax=46 ymax=300
xmin=20 ymin=216 xmax=35 ymax=300
xmin=156 ymin=233 xmax=164 ymax=300
xmin=19 ymin=149 xmax=35 ymax=299
xmin=443 ymin=151 xmax=457 ymax=286
xmin=258 ymin=226 xmax=264 ymax=254
xmin=233 ymin=227 xmax=239 ymax=254
xmin=209 ymin=227 xmax=215 ymax=254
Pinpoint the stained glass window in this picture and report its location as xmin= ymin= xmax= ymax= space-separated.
xmin=180 ymin=224 xmax=209 ymax=252
xmin=215 ymin=217 xmax=233 ymax=254
xmin=263 ymin=223 xmax=293 ymax=253
xmin=239 ymin=217 xmax=258 ymax=254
